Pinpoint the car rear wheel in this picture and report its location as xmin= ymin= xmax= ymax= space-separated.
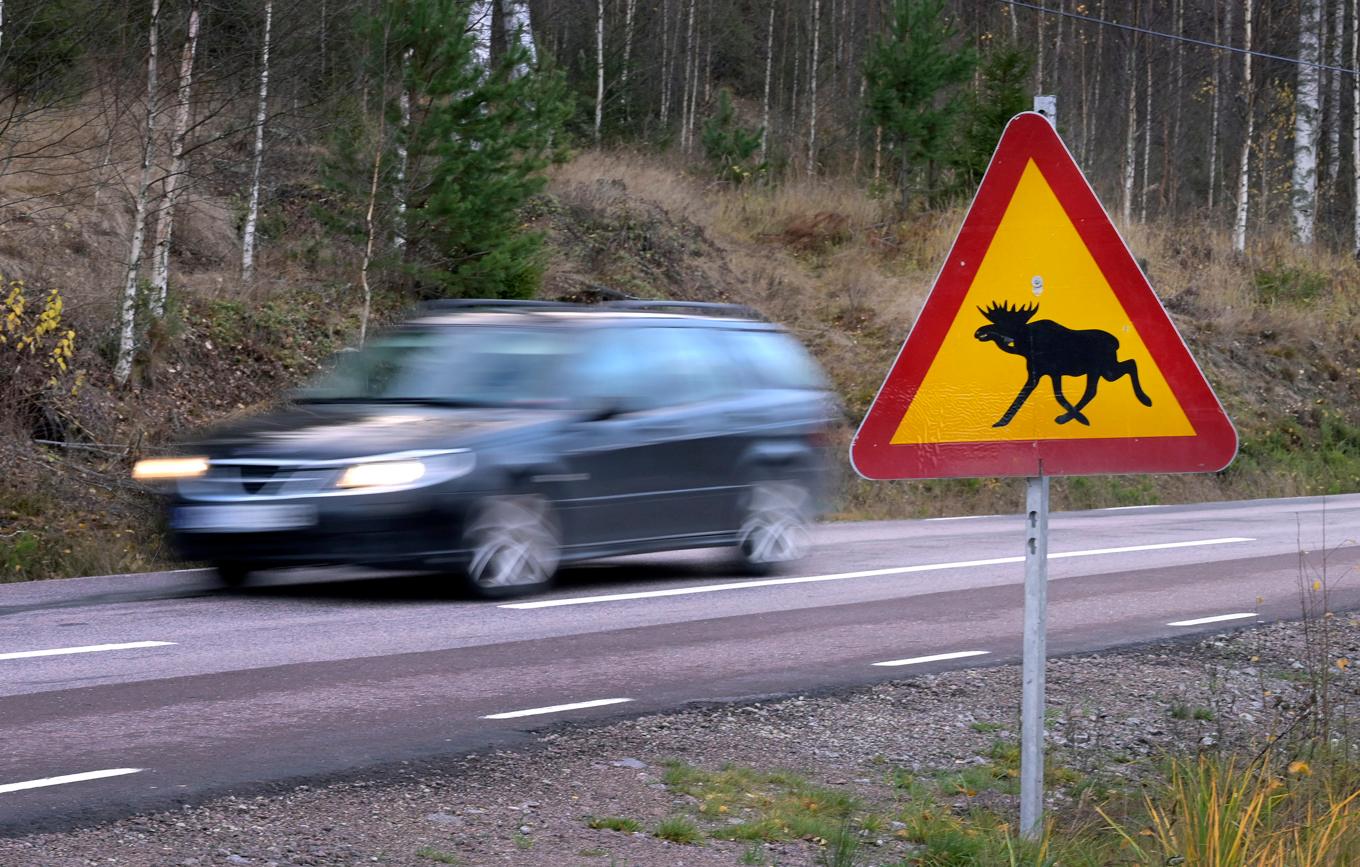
xmin=734 ymin=480 xmax=811 ymax=575
xmin=462 ymin=494 xmax=560 ymax=598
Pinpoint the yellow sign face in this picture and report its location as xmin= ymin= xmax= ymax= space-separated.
xmin=890 ymin=159 xmax=1194 ymax=445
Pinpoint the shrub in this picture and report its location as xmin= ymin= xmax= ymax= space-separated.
xmin=0 ymin=277 xmax=80 ymax=436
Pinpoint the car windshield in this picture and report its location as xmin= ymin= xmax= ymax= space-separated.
xmin=296 ymin=325 xmax=579 ymax=407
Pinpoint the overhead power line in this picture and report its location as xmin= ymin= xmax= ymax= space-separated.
xmin=996 ymin=0 xmax=1358 ymax=76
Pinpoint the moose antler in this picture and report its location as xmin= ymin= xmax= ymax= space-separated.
xmin=977 ymin=300 xmax=1039 ymax=325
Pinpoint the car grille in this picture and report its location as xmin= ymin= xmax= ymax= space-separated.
xmin=179 ymin=464 xmax=337 ymax=501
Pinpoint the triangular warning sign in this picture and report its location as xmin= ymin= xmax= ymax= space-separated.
xmin=851 ymin=112 xmax=1236 ymax=480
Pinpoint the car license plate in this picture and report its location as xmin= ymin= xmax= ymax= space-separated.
xmin=173 ymin=504 xmax=316 ymax=533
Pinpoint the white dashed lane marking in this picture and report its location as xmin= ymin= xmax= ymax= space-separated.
xmin=0 ymin=768 xmax=144 ymax=795
xmin=0 ymin=641 xmax=176 ymax=661
xmin=482 ymin=698 xmax=634 ymax=720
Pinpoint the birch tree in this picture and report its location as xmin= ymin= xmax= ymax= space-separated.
xmin=394 ymin=48 xmax=411 ymax=253
xmin=759 ymin=0 xmax=774 ymax=164
xmin=240 ymin=0 xmax=273 ymax=284
xmin=1121 ymin=37 xmax=1136 ymax=225
xmin=1292 ymin=0 xmax=1322 ymax=246
xmin=1232 ymin=0 xmax=1254 ymax=254
xmin=594 ymin=0 xmax=603 ymax=143
xmin=1326 ymin=0 xmax=1344 ymax=190
xmin=149 ymin=0 xmax=202 ymax=321
xmin=806 ymin=0 xmax=820 ymax=176
xmin=114 ymin=0 xmax=161 ymax=386
xmin=1353 ymin=0 xmax=1360 ymax=255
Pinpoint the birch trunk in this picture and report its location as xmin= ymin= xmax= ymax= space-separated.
xmin=660 ymin=0 xmax=671 ymax=124
xmin=1353 ymin=0 xmax=1359 ymax=255
xmin=686 ymin=0 xmax=700 ymax=151
xmin=1086 ymin=0 xmax=1103 ymax=164
xmin=1169 ymin=0 xmax=1182 ymax=212
xmin=1035 ymin=1 xmax=1044 ymax=93
xmin=149 ymin=0 xmax=201 ymax=321
xmin=1232 ymin=0 xmax=1254 ymax=254
xmin=1139 ymin=39 xmax=1152 ymax=221
xmin=681 ymin=0 xmax=695 ymax=150
xmin=1121 ymin=40 xmax=1137 ymax=225
xmin=594 ymin=0 xmax=603 ymax=144
xmin=1209 ymin=0 xmax=1228 ymax=211
xmin=240 ymin=0 xmax=273 ymax=284
xmin=394 ymin=47 xmax=411 ymax=253
xmin=1291 ymin=0 xmax=1322 ymax=246
xmin=621 ymin=0 xmax=636 ymax=110
xmin=359 ymin=116 xmax=385 ymax=347
xmin=1326 ymin=0 xmax=1344 ymax=189
xmin=114 ymin=0 xmax=161 ymax=386
xmin=806 ymin=0 xmax=820 ymax=177
xmin=759 ymin=0 xmax=774 ymax=164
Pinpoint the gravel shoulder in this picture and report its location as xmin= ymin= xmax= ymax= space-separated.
xmin=5 ymin=614 xmax=1359 ymax=867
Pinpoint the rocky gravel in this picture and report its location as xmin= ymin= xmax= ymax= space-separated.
xmin=5 ymin=615 xmax=1360 ymax=867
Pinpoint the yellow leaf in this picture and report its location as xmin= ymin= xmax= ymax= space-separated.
xmin=1314 ymin=580 xmax=1323 ymax=591
xmin=1338 ymin=658 xmax=1351 ymax=670
xmin=1288 ymin=760 xmax=1312 ymax=777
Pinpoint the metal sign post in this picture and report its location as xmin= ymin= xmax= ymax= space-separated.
xmin=1020 ymin=472 xmax=1049 ymax=838
xmin=1018 ymin=95 xmax=1055 ymax=842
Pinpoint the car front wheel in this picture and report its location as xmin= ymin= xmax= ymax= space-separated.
xmin=735 ymin=480 xmax=811 ymax=575
xmin=462 ymin=494 xmax=561 ymax=598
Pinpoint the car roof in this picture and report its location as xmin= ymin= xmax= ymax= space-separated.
xmin=406 ymin=300 xmax=780 ymax=330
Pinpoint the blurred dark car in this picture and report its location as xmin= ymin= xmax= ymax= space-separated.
xmin=133 ymin=300 xmax=838 ymax=597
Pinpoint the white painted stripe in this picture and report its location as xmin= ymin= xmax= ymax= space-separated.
xmin=502 ymin=537 xmax=1255 ymax=610
xmin=1101 ymin=505 xmax=1159 ymax=511
xmin=1168 ymin=612 xmax=1258 ymax=627
xmin=0 ymin=641 xmax=176 ymax=661
xmin=483 ymin=698 xmax=633 ymax=720
xmin=873 ymin=650 xmax=991 ymax=668
xmin=925 ymin=514 xmax=1004 ymax=522
xmin=0 ymin=768 xmax=143 ymax=794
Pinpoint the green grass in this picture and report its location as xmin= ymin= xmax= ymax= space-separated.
xmin=653 ymin=815 xmax=703 ymax=845
xmin=414 ymin=847 xmax=461 ymax=865
xmin=587 ymin=815 xmax=641 ymax=832
xmin=970 ymin=721 xmax=1004 ymax=733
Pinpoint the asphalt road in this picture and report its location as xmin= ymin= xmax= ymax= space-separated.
xmin=4 ymin=493 xmax=1360 ymax=835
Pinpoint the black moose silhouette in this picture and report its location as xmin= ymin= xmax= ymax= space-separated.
xmin=974 ymin=300 xmax=1152 ymax=428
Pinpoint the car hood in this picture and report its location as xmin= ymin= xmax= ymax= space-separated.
xmin=192 ymin=403 xmax=561 ymax=463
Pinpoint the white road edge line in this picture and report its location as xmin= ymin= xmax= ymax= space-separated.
xmin=0 ymin=641 xmax=177 ymax=661
xmin=502 ymin=537 xmax=1256 ymax=610
xmin=925 ymin=514 xmax=1004 ymax=522
xmin=1168 ymin=612 xmax=1259 ymax=627
xmin=1101 ymin=505 xmax=1159 ymax=511
xmin=0 ymin=768 xmax=143 ymax=795
xmin=483 ymin=698 xmax=634 ymax=720
xmin=873 ymin=650 xmax=991 ymax=668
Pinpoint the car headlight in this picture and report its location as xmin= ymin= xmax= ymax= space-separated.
xmin=334 ymin=451 xmax=475 ymax=491
xmin=132 ymin=456 xmax=209 ymax=481
xmin=337 ymin=460 xmax=427 ymax=489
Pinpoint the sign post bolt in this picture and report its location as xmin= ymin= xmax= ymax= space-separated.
xmin=1020 ymin=472 xmax=1049 ymax=839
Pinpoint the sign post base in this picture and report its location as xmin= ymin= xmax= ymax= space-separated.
xmin=1020 ymin=473 xmax=1049 ymax=838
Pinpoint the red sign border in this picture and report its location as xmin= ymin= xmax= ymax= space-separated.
xmin=850 ymin=112 xmax=1237 ymax=480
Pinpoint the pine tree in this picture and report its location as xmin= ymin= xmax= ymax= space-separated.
xmin=702 ymin=88 xmax=763 ymax=184
xmin=862 ymin=0 xmax=974 ymax=210
xmin=953 ymin=43 xmax=1032 ymax=189
xmin=331 ymin=0 xmax=570 ymax=301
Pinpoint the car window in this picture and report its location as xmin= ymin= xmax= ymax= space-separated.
xmin=297 ymin=326 xmax=580 ymax=407
xmin=724 ymin=329 xmax=828 ymax=390
xmin=574 ymin=326 xmax=733 ymax=410
xmin=633 ymin=326 xmax=731 ymax=408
